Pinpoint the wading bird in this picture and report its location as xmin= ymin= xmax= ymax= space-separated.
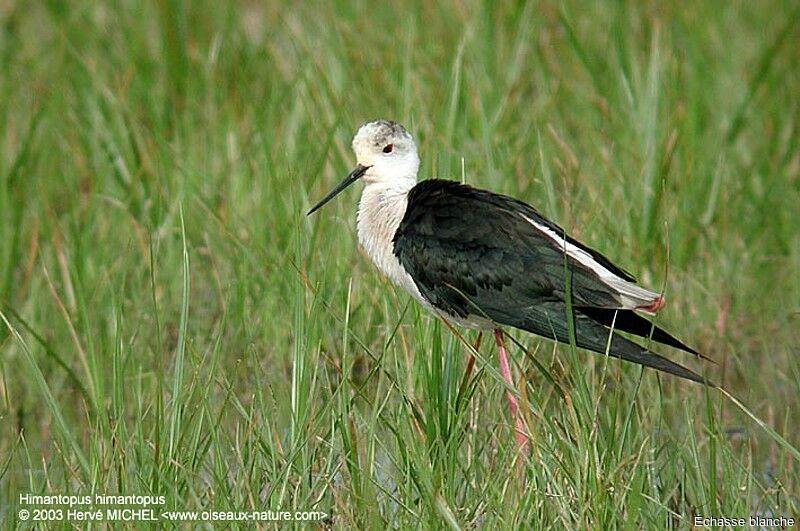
xmin=308 ymin=120 xmax=710 ymax=452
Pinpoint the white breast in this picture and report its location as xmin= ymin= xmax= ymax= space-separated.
xmin=357 ymin=183 xmax=427 ymax=303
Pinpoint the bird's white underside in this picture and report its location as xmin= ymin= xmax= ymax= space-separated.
xmin=519 ymin=214 xmax=661 ymax=310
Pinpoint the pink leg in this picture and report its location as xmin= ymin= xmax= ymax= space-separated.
xmin=494 ymin=329 xmax=529 ymax=454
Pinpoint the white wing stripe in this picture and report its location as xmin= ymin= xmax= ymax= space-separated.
xmin=520 ymin=214 xmax=660 ymax=309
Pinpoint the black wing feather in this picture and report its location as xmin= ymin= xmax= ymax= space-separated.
xmin=576 ymin=307 xmax=702 ymax=357
xmin=489 ymin=301 xmax=706 ymax=384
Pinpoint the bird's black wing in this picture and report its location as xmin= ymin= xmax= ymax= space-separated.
xmin=393 ymin=180 xmax=708 ymax=383
xmin=394 ymin=180 xmax=640 ymax=316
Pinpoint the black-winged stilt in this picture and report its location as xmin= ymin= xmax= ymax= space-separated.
xmin=308 ymin=119 xmax=710 ymax=452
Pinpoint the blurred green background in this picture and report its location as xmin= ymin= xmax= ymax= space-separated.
xmin=1 ymin=0 xmax=798 ymax=528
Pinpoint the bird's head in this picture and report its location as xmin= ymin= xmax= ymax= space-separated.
xmin=308 ymin=120 xmax=419 ymax=215
xmin=351 ymin=120 xmax=420 ymax=184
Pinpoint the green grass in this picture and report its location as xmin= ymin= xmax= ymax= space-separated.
xmin=1 ymin=0 xmax=799 ymax=528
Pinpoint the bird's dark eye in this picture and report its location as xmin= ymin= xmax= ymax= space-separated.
xmin=383 ymin=144 xmax=393 ymax=153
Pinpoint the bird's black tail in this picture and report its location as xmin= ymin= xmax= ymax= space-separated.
xmin=576 ymin=307 xmax=715 ymax=362
xmin=496 ymin=302 xmax=710 ymax=385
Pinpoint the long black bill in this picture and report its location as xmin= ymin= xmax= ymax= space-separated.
xmin=307 ymin=164 xmax=370 ymax=216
